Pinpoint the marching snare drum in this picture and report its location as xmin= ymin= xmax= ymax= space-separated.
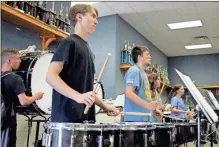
xmin=114 ymin=122 xmax=147 ymax=147
xmin=44 ymin=122 xmax=119 ymax=147
xmin=173 ymin=122 xmax=197 ymax=145
xmin=146 ymin=123 xmax=175 ymax=147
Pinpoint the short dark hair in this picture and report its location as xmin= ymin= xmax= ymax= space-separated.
xmin=1 ymin=48 xmax=19 ymax=66
xmin=131 ymin=46 xmax=149 ymax=63
xmin=68 ymin=4 xmax=98 ymax=27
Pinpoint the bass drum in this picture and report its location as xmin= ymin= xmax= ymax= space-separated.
xmin=16 ymin=51 xmax=105 ymax=115
xmin=16 ymin=51 xmax=54 ymax=115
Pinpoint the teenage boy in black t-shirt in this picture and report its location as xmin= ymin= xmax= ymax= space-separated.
xmin=1 ymin=48 xmax=44 ymax=147
xmin=46 ymin=4 xmax=119 ymax=123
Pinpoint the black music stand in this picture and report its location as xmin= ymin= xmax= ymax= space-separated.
xmin=175 ymin=69 xmax=219 ymax=147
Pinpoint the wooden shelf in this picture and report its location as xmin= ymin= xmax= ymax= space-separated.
xmin=1 ymin=3 xmax=69 ymax=50
xmin=193 ymin=85 xmax=219 ymax=89
xmin=120 ymin=63 xmax=133 ymax=70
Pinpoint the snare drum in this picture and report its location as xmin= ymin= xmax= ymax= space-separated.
xmin=114 ymin=122 xmax=147 ymax=147
xmin=173 ymin=122 xmax=197 ymax=145
xmin=44 ymin=122 xmax=119 ymax=147
xmin=146 ymin=123 xmax=175 ymax=147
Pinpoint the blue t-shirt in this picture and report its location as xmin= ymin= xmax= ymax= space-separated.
xmin=124 ymin=65 xmax=151 ymax=122
xmin=171 ymin=96 xmax=188 ymax=118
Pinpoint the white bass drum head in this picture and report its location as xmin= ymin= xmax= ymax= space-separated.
xmin=31 ymin=53 xmax=53 ymax=114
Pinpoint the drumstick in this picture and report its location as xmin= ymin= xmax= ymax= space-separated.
xmin=120 ymin=112 xmax=151 ymax=116
xmin=159 ymin=76 xmax=166 ymax=95
xmin=162 ymin=115 xmax=185 ymax=121
xmin=84 ymin=53 xmax=112 ymax=114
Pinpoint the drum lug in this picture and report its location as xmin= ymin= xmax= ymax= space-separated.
xmin=149 ymin=131 xmax=155 ymax=146
xmin=70 ymin=135 xmax=76 ymax=147
xmin=97 ymin=135 xmax=103 ymax=147
xmin=172 ymin=128 xmax=176 ymax=142
xmin=83 ymin=135 xmax=88 ymax=147
xmin=109 ymin=135 xmax=114 ymax=147
xmin=42 ymin=133 xmax=52 ymax=147
xmin=143 ymin=133 xmax=147 ymax=147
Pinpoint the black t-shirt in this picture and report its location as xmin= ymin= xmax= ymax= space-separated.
xmin=1 ymin=71 xmax=26 ymax=126
xmin=51 ymin=34 xmax=96 ymax=123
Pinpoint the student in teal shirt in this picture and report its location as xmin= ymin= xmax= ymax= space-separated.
xmin=171 ymin=84 xmax=191 ymax=118
xmin=124 ymin=46 xmax=158 ymax=122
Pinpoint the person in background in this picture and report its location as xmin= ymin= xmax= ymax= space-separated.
xmin=170 ymin=84 xmax=193 ymax=147
xmin=170 ymin=84 xmax=192 ymax=119
xmin=148 ymin=73 xmax=163 ymax=122
xmin=1 ymin=48 xmax=44 ymax=147
xmin=124 ymin=46 xmax=158 ymax=122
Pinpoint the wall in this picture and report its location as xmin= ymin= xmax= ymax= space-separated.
xmin=168 ymin=54 xmax=219 ymax=85
xmin=168 ymin=54 xmax=219 ymax=105
xmin=88 ymin=15 xmax=117 ymax=99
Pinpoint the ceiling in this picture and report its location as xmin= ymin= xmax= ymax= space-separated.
xmin=91 ymin=2 xmax=219 ymax=57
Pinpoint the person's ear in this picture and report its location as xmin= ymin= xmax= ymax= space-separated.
xmin=76 ymin=13 xmax=82 ymax=22
xmin=6 ymin=58 xmax=11 ymax=64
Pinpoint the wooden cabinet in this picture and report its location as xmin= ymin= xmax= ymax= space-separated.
xmin=1 ymin=3 xmax=69 ymax=50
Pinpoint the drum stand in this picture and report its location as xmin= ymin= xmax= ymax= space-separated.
xmin=196 ymin=105 xmax=202 ymax=147
xmin=22 ymin=114 xmax=50 ymax=147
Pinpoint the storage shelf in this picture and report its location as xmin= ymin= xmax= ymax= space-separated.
xmin=1 ymin=3 xmax=69 ymax=50
xmin=193 ymin=85 xmax=219 ymax=89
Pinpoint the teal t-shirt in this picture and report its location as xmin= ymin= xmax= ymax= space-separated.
xmin=124 ymin=65 xmax=151 ymax=122
xmin=171 ymin=96 xmax=188 ymax=118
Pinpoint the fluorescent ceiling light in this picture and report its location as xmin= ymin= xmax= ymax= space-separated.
xmin=168 ymin=20 xmax=202 ymax=30
xmin=185 ymin=44 xmax=212 ymax=50
xmin=71 ymin=1 xmax=99 ymax=6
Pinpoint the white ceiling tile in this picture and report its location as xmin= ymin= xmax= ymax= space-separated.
xmin=196 ymin=8 xmax=219 ymax=19
xmin=131 ymin=3 xmax=154 ymax=13
xmin=104 ymin=2 xmax=129 ymax=8
xmin=127 ymin=2 xmax=148 ymax=7
xmin=176 ymin=8 xmax=198 ymax=17
xmin=172 ymin=2 xmax=196 ymax=9
xmin=111 ymin=6 xmax=133 ymax=14
xmin=93 ymin=3 xmax=115 ymax=16
xmin=150 ymin=2 xmax=173 ymax=11
xmin=156 ymin=10 xmax=184 ymax=24
xmin=194 ymin=2 xmax=219 ymax=9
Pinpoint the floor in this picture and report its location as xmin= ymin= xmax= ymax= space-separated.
xmin=187 ymin=142 xmax=219 ymax=147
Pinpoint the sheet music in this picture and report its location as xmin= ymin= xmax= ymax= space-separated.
xmin=175 ymin=69 xmax=218 ymax=124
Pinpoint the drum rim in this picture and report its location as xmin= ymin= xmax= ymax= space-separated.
xmin=47 ymin=122 xmax=121 ymax=130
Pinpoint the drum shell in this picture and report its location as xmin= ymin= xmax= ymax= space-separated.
xmin=45 ymin=122 xmax=119 ymax=147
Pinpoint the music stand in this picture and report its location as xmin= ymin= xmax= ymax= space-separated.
xmin=175 ymin=69 xmax=219 ymax=147
xmin=205 ymin=90 xmax=219 ymax=111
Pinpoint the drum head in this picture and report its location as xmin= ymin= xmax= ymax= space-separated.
xmin=31 ymin=53 xmax=53 ymax=114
